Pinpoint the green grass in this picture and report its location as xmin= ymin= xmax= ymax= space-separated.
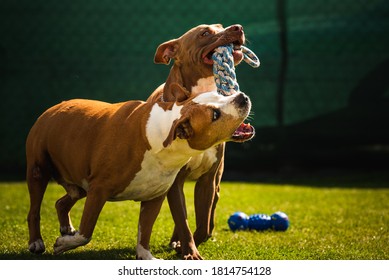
xmin=0 ymin=179 xmax=388 ymax=260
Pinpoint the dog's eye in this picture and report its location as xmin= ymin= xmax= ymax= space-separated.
xmin=212 ymin=109 xmax=221 ymax=121
xmin=201 ymin=31 xmax=211 ymax=37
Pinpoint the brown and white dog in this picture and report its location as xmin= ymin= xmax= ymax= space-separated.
xmin=26 ymin=90 xmax=254 ymax=259
xmin=148 ymin=24 xmax=247 ymax=258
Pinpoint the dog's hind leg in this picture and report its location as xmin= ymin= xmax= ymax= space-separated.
xmin=55 ymin=184 xmax=86 ymax=236
xmin=53 ymin=184 xmax=109 ymax=254
xmin=27 ymin=163 xmax=51 ymax=254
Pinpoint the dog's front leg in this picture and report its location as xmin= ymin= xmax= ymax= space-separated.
xmin=194 ymin=143 xmax=225 ymax=245
xmin=167 ymin=168 xmax=202 ymax=260
xmin=136 ymin=195 xmax=166 ymax=260
xmin=167 ymin=166 xmax=190 ymax=249
xmin=53 ymin=186 xmax=109 ymax=254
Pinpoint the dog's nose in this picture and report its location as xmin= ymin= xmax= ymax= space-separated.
xmin=234 ymin=92 xmax=249 ymax=107
xmin=227 ymin=24 xmax=243 ymax=33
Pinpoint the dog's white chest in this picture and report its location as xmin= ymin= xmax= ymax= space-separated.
xmin=111 ymin=150 xmax=186 ymax=201
xmin=186 ymin=146 xmax=218 ymax=180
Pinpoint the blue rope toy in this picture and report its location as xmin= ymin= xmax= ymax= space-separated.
xmin=212 ymin=44 xmax=260 ymax=96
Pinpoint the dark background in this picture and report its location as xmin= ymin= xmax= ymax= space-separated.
xmin=1 ymin=0 xmax=388 ymax=180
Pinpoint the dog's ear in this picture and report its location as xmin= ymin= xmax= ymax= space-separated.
xmin=163 ymin=117 xmax=193 ymax=147
xmin=170 ymin=83 xmax=191 ymax=102
xmin=154 ymin=39 xmax=179 ymax=65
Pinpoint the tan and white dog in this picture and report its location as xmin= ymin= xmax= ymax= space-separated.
xmin=148 ymin=24 xmax=247 ymax=257
xmin=26 ymin=90 xmax=254 ymax=259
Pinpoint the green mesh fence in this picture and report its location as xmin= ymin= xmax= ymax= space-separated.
xmin=0 ymin=0 xmax=388 ymax=178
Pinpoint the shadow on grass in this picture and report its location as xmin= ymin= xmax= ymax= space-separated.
xmin=0 ymin=246 xmax=180 ymax=260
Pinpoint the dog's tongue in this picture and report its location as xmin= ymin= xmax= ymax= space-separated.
xmin=232 ymin=123 xmax=255 ymax=142
xmin=232 ymin=46 xmax=243 ymax=62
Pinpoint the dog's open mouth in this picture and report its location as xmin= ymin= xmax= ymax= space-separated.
xmin=231 ymin=122 xmax=255 ymax=142
xmin=203 ymin=41 xmax=244 ymax=65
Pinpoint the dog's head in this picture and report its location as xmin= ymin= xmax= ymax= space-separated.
xmin=163 ymin=91 xmax=254 ymax=151
xmin=153 ymin=24 xmax=247 ymax=102
xmin=154 ymin=23 xmax=245 ymax=69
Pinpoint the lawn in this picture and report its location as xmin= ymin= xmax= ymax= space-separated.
xmin=0 ymin=177 xmax=388 ymax=260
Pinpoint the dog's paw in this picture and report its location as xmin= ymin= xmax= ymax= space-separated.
xmin=181 ymin=245 xmax=203 ymax=260
xmin=53 ymin=232 xmax=90 ymax=255
xmin=136 ymin=244 xmax=158 ymax=260
xmin=183 ymin=252 xmax=203 ymax=260
xmin=29 ymin=239 xmax=46 ymax=254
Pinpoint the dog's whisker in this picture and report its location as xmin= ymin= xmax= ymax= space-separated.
xmin=246 ymin=111 xmax=255 ymax=122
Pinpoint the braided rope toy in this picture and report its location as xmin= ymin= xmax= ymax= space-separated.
xmin=212 ymin=45 xmax=260 ymax=96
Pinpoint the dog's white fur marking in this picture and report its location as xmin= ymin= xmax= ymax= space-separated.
xmin=136 ymin=244 xmax=156 ymax=260
xmin=53 ymin=232 xmax=90 ymax=254
xmin=113 ymin=149 xmax=191 ymax=201
xmin=60 ymin=225 xmax=76 ymax=235
xmin=145 ymin=103 xmax=183 ymax=151
xmin=192 ymin=91 xmax=240 ymax=118
xmin=136 ymin=221 xmax=157 ymax=260
xmin=191 ymin=77 xmax=216 ymax=95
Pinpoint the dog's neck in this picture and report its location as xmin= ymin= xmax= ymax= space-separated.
xmin=163 ymin=63 xmax=216 ymax=101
